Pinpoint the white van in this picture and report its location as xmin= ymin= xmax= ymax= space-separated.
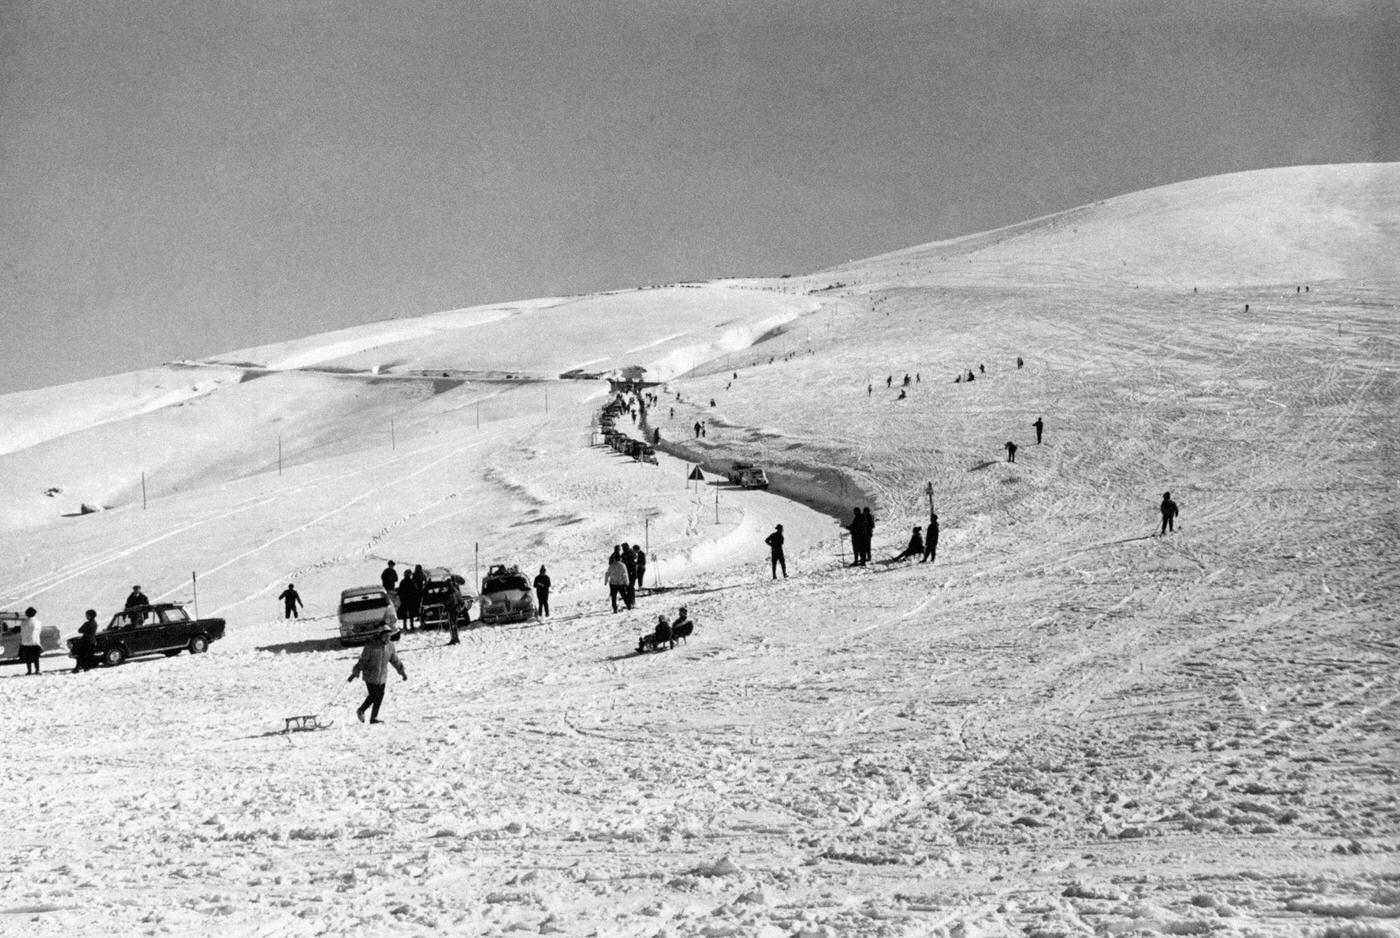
xmin=337 ymin=587 xmax=397 ymax=646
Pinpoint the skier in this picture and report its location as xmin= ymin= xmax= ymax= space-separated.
xmin=1005 ymin=441 xmax=1017 ymax=463
xmin=534 ymin=566 xmax=552 ymax=618
xmin=921 ymin=513 xmax=939 ymax=563
xmin=764 ymin=524 xmax=787 ymax=579
xmin=348 ymin=624 xmax=406 ymax=724
xmin=278 ymin=583 xmax=303 ymax=619
xmin=1159 ymin=492 xmax=1179 ymax=535
xmin=1033 ymin=416 xmax=1044 ymax=444
xmin=891 ymin=526 xmax=925 ymax=562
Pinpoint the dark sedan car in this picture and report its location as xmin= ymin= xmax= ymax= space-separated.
xmin=69 ymin=603 xmax=226 ymax=667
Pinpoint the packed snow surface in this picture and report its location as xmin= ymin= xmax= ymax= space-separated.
xmin=1 ymin=164 xmax=1397 ymax=936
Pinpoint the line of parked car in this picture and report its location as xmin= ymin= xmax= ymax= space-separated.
xmin=1 ymin=604 xmax=225 ymax=669
xmin=337 ymin=563 xmax=536 ymax=646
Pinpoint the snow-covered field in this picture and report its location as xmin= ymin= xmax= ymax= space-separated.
xmin=1 ymin=163 xmax=1397 ymax=937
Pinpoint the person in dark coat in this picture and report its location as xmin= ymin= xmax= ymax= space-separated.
xmin=892 ymin=526 xmax=925 ymax=561
xmin=380 ymin=561 xmax=398 ymax=592
xmin=1005 ymin=441 xmax=1017 ymax=463
xmin=765 ymin=524 xmax=787 ymax=579
xmin=847 ymin=508 xmax=865 ymax=566
xmin=621 ymin=542 xmax=637 ymax=606
xmin=278 ymin=583 xmax=303 ymax=619
xmin=534 ymin=566 xmax=552 ymax=618
xmin=72 ymin=609 xmax=100 ymax=672
xmin=397 ymin=574 xmax=419 ymax=630
xmin=1160 ymin=492 xmax=1179 ymax=535
xmin=124 ymin=585 xmax=150 ymax=625
xmin=862 ymin=508 xmax=875 ymax=563
xmin=921 ymin=514 xmax=940 ymax=563
xmin=1033 ymin=417 xmax=1043 ymax=444
xmin=633 ymin=547 xmax=647 ymax=592
xmin=348 ymin=624 xmax=406 ymax=724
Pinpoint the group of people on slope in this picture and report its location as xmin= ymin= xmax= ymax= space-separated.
xmin=605 ymin=542 xmax=648 ymax=612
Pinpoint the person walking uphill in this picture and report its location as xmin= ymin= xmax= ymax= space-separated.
xmin=765 ymin=524 xmax=788 ymax=579
xmin=19 ymin=607 xmax=42 ymax=675
xmin=1159 ymin=492 xmax=1179 ymax=536
xmin=348 ymin=625 xmax=406 ymax=724
xmin=278 ymin=583 xmax=303 ymax=619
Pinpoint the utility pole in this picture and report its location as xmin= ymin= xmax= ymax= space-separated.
xmin=390 ymin=419 xmax=396 ymax=451
xmin=141 ymin=472 xmax=147 ymax=510
xmin=192 ymin=571 xmax=199 ymax=620
xmin=925 ymin=481 xmax=935 ymax=519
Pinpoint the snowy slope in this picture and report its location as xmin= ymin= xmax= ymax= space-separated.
xmin=0 ymin=164 xmax=1397 ymax=937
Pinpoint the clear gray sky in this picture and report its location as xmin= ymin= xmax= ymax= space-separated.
xmin=2 ymin=0 xmax=1395 ymax=393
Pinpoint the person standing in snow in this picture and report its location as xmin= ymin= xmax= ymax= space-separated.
xmin=72 ymin=609 xmax=100 ymax=672
xmin=1005 ymin=441 xmax=1018 ymax=463
xmin=1033 ymin=417 xmax=1044 ymax=444
xmin=397 ymin=571 xmax=419 ymax=631
xmin=862 ymin=508 xmax=876 ymax=564
xmin=921 ymin=513 xmax=940 ymax=564
xmin=1159 ymin=492 xmax=1179 ymax=536
xmin=380 ymin=560 xmax=399 ymax=597
xmin=605 ymin=554 xmax=631 ymax=612
xmin=891 ymin=526 xmax=925 ymax=562
xmin=633 ymin=546 xmax=647 ymax=593
xmin=765 ymin=524 xmax=788 ymax=579
xmin=534 ymin=566 xmax=551 ymax=618
xmin=19 ymin=607 xmax=42 ymax=675
xmin=278 ymin=583 xmax=303 ymax=619
xmin=348 ymin=624 xmax=406 ymax=724
xmin=847 ymin=508 xmax=865 ymax=566
xmin=124 ymin=585 xmax=149 ymax=625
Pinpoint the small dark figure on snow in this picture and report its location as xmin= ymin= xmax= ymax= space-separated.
xmin=278 ymin=583 xmax=303 ymax=619
xmin=886 ymin=375 xmax=892 ymax=388
xmin=765 ymin=524 xmax=787 ymax=579
xmin=348 ymin=625 xmax=406 ymax=724
xmin=534 ymin=566 xmax=551 ymax=618
xmin=1033 ymin=417 xmax=1044 ymax=444
xmin=1017 ymin=356 xmax=1024 ymax=369
xmin=1005 ymin=441 xmax=1017 ymax=463
xmin=892 ymin=526 xmax=924 ymax=561
xmin=921 ymin=514 xmax=939 ymax=563
xmin=847 ymin=507 xmax=866 ymax=565
xmin=903 ymin=373 xmax=910 ymax=386
xmin=73 ymin=609 xmax=99 ymax=672
xmin=1160 ymin=492 xmax=1179 ymax=535
xmin=867 ymin=383 xmax=872 ymax=396
xmin=896 ymin=388 xmax=906 ymax=400
xmin=979 ymin=363 xmax=985 ymax=374
xmin=694 ymin=421 xmax=702 ymax=439
xmin=967 ymin=371 xmax=975 ymax=382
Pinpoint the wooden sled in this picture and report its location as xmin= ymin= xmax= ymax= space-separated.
xmin=283 ymin=714 xmax=333 ymax=733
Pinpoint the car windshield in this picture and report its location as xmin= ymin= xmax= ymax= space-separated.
xmin=341 ymin=597 xmax=387 ymax=614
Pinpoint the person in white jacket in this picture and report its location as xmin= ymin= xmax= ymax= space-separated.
xmin=19 ymin=607 xmax=42 ymax=675
xmin=348 ymin=623 xmax=406 ymax=724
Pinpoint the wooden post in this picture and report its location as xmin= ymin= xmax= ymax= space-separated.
xmin=474 ymin=543 xmax=479 ymax=592
xmin=925 ymin=481 xmax=935 ymax=520
xmin=714 ymin=487 xmax=719 ymax=524
xmin=391 ymin=419 xmax=396 ymax=451
xmin=192 ymin=571 xmax=199 ymax=620
xmin=141 ymin=472 xmax=147 ymax=510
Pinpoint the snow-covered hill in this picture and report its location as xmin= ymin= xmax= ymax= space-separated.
xmin=1 ymin=164 xmax=1396 ymax=937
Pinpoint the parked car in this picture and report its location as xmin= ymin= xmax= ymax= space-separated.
xmin=67 ymin=603 xmax=225 ymax=666
xmin=338 ymin=586 xmax=397 ymax=646
xmin=727 ymin=462 xmax=770 ymax=489
xmin=1 ymin=611 xmax=62 ymax=662
xmin=478 ymin=565 xmax=535 ymax=624
xmin=418 ymin=567 xmax=473 ymax=630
